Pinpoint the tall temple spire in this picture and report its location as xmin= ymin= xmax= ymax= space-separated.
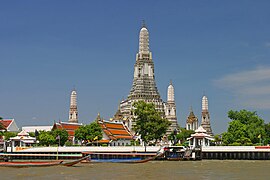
xmin=201 ymin=95 xmax=213 ymax=135
xmin=119 ymin=23 xmax=164 ymax=130
xmin=128 ymin=24 xmax=161 ymax=102
xmin=167 ymin=80 xmax=175 ymax=102
xmin=165 ymin=81 xmax=178 ymax=135
xmin=68 ymin=89 xmax=78 ymax=123
xmin=202 ymin=95 xmax=208 ymax=111
xmin=139 ymin=22 xmax=150 ymax=54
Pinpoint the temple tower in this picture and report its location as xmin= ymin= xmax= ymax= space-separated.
xmin=68 ymin=89 xmax=78 ymax=123
xmin=200 ymin=95 xmax=213 ymax=135
xmin=186 ymin=107 xmax=198 ymax=131
xmin=164 ymin=81 xmax=178 ymax=134
xmin=120 ymin=23 xmax=164 ymax=129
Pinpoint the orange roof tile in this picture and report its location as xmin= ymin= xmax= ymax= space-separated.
xmin=98 ymin=121 xmax=133 ymax=141
xmin=105 ymin=123 xmax=124 ymax=129
xmin=109 ymin=129 xmax=130 ymax=136
xmin=0 ymin=119 xmax=13 ymax=129
xmin=98 ymin=139 xmax=110 ymax=143
xmin=53 ymin=122 xmax=82 ymax=138
xmin=115 ymin=135 xmax=133 ymax=139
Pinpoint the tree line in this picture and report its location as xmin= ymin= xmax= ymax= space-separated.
xmin=2 ymin=104 xmax=270 ymax=147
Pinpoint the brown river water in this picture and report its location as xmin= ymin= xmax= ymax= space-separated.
xmin=0 ymin=160 xmax=269 ymax=180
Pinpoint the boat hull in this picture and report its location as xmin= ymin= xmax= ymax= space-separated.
xmin=82 ymin=152 xmax=164 ymax=163
xmin=0 ymin=161 xmax=63 ymax=168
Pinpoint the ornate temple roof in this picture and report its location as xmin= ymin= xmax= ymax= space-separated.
xmin=53 ymin=122 xmax=82 ymax=138
xmin=187 ymin=126 xmax=214 ymax=140
xmin=195 ymin=126 xmax=207 ymax=133
xmin=98 ymin=121 xmax=133 ymax=141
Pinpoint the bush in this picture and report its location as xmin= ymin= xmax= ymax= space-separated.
xmin=65 ymin=141 xmax=73 ymax=146
xmin=229 ymin=142 xmax=241 ymax=146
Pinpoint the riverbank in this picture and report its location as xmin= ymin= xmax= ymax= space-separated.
xmin=3 ymin=146 xmax=270 ymax=160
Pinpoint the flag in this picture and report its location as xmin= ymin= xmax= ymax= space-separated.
xmin=258 ymin=134 xmax=261 ymax=139
xmin=56 ymin=135 xmax=60 ymax=140
xmin=93 ymin=136 xmax=98 ymax=141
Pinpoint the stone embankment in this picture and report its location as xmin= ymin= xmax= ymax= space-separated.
xmin=202 ymin=146 xmax=270 ymax=160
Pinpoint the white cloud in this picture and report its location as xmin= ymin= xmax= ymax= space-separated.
xmin=214 ymin=66 xmax=270 ymax=109
xmin=265 ymin=42 xmax=270 ymax=48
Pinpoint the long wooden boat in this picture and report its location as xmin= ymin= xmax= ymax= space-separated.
xmin=61 ymin=155 xmax=91 ymax=167
xmin=0 ymin=160 xmax=63 ymax=168
xmin=82 ymin=151 xmax=164 ymax=163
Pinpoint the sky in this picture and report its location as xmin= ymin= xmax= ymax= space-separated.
xmin=1 ymin=1 xmax=270 ymax=134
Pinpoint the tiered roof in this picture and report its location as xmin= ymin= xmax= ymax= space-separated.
xmin=53 ymin=122 xmax=82 ymax=139
xmin=186 ymin=110 xmax=198 ymax=123
xmin=98 ymin=121 xmax=133 ymax=141
xmin=188 ymin=126 xmax=214 ymax=140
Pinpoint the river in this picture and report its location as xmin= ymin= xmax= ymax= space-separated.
xmin=0 ymin=160 xmax=269 ymax=180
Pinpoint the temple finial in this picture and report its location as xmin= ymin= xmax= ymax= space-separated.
xmin=142 ymin=20 xmax=146 ymax=28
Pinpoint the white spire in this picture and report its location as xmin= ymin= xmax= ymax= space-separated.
xmin=139 ymin=23 xmax=149 ymax=54
xmin=167 ymin=81 xmax=174 ymax=102
xmin=70 ymin=90 xmax=77 ymax=106
xmin=202 ymin=95 xmax=208 ymax=111
xmin=69 ymin=89 xmax=78 ymax=123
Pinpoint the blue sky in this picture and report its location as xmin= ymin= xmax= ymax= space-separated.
xmin=1 ymin=1 xmax=270 ymax=134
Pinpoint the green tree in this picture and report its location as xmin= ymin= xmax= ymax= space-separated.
xmin=28 ymin=132 xmax=35 ymax=137
xmin=222 ymin=132 xmax=234 ymax=145
xmin=133 ymin=101 xmax=171 ymax=145
xmin=75 ymin=122 xmax=102 ymax=145
xmin=176 ymin=127 xmax=194 ymax=144
xmin=37 ymin=131 xmax=55 ymax=146
xmin=3 ymin=131 xmax=17 ymax=140
xmin=227 ymin=120 xmax=246 ymax=142
xmin=224 ymin=110 xmax=266 ymax=145
xmin=213 ymin=134 xmax=222 ymax=145
xmin=264 ymin=123 xmax=270 ymax=145
xmin=0 ymin=117 xmax=6 ymax=130
xmin=52 ymin=129 xmax=69 ymax=146
xmin=236 ymin=137 xmax=252 ymax=146
xmin=228 ymin=110 xmax=261 ymax=125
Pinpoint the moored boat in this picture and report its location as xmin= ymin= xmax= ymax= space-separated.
xmin=61 ymin=155 xmax=91 ymax=166
xmin=0 ymin=160 xmax=63 ymax=168
xmin=163 ymin=146 xmax=202 ymax=161
xmin=82 ymin=151 xmax=163 ymax=163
